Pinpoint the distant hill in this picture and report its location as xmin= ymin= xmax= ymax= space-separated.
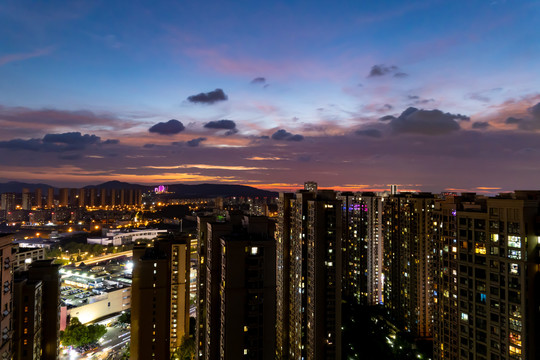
xmin=0 ymin=180 xmax=277 ymax=198
xmin=0 ymin=181 xmax=54 ymax=194
xmin=166 ymin=183 xmax=277 ymax=198
xmin=84 ymin=180 xmax=149 ymax=191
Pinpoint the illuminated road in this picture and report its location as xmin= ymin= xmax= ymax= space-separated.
xmin=74 ymin=251 xmax=133 ymax=266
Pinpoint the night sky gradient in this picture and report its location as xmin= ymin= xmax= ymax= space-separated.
xmin=1 ymin=0 xmax=539 ymax=193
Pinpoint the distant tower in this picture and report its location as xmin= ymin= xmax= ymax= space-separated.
xmin=390 ymin=184 xmax=398 ymax=195
xmin=22 ymin=188 xmax=31 ymax=210
xmin=47 ymin=188 xmax=54 ymax=209
xmin=35 ymin=188 xmax=42 ymax=209
xmin=58 ymin=189 xmax=69 ymax=207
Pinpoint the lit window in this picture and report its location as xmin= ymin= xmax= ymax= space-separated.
xmin=461 ymin=313 xmax=468 ymax=321
xmin=508 ymin=236 xmax=521 ymax=248
xmin=251 ymin=247 xmax=258 ymax=255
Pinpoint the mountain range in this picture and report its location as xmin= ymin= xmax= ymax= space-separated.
xmin=0 ymin=181 xmax=277 ymax=198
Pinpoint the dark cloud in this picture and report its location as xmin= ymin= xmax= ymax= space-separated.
xmin=186 ymin=137 xmax=207 ymax=147
xmin=379 ymin=115 xmax=396 ymax=121
xmin=187 ymin=89 xmax=228 ymax=104
xmin=387 ymin=107 xmax=469 ymax=135
xmin=407 ymin=95 xmax=435 ymax=105
xmin=381 ymin=104 xmax=393 ymax=111
xmin=528 ymin=102 xmax=540 ymax=118
xmin=368 ymin=64 xmax=407 ymax=78
xmin=505 ymin=117 xmax=523 ymax=124
xmin=271 ymin=129 xmax=304 ymax=141
xmin=0 ymin=132 xmax=115 ymax=152
xmin=102 ymin=139 xmax=119 ymax=145
xmin=225 ymin=129 xmax=238 ymax=136
xmin=472 ymin=122 xmax=490 ymax=129
xmin=204 ymin=119 xmax=236 ymax=130
xmin=143 ymin=143 xmax=155 ymax=148
xmin=251 ymin=77 xmax=266 ymax=85
xmin=148 ymin=119 xmax=185 ymax=135
xmin=355 ymin=129 xmax=383 ymax=138
xmin=259 ymin=135 xmax=270 ymax=139
xmin=43 ymin=132 xmax=100 ymax=145
xmin=505 ymin=102 xmax=540 ymax=130
xmin=0 ymin=138 xmax=43 ymax=151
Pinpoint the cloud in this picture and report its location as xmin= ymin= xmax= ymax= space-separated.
xmin=186 ymin=137 xmax=207 ymax=147
xmin=368 ymin=64 xmax=407 ymax=78
xmin=0 ymin=47 xmax=54 ymax=66
xmin=504 ymin=102 xmax=540 ymax=130
xmin=472 ymin=122 xmax=490 ymax=129
xmin=187 ymin=88 xmax=228 ymax=104
xmin=528 ymin=102 xmax=540 ymax=118
xmin=251 ymin=77 xmax=266 ymax=85
xmin=386 ymin=107 xmax=469 ymax=135
xmin=505 ymin=117 xmax=522 ymax=124
xmin=271 ymin=129 xmax=304 ymax=141
xmin=379 ymin=115 xmax=396 ymax=121
xmin=102 ymin=139 xmax=119 ymax=145
xmin=43 ymin=132 xmax=101 ymax=145
xmin=0 ymin=132 xmax=116 ymax=152
xmin=467 ymin=88 xmax=503 ymax=103
xmin=355 ymin=129 xmax=383 ymax=138
xmin=204 ymin=119 xmax=236 ymax=130
xmin=148 ymin=119 xmax=185 ymax=135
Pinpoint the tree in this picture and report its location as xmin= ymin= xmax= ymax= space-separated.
xmin=171 ymin=335 xmax=195 ymax=360
xmin=118 ymin=310 xmax=131 ymax=325
xmin=60 ymin=317 xmax=107 ymax=348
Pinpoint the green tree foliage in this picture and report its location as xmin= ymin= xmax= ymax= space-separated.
xmin=171 ymin=335 xmax=195 ymax=360
xmin=60 ymin=317 xmax=107 ymax=348
xmin=118 ymin=310 xmax=131 ymax=325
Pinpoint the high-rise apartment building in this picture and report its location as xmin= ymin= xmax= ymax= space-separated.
xmin=382 ymin=192 xmax=435 ymax=339
xmin=433 ymin=191 xmax=540 ymax=360
xmin=21 ymin=189 xmax=31 ymax=211
xmin=339 ymin=192 xmax=384 ymax=305
xmin=58 ymin=189 xmax=68 ymax=207
xmin=276 ymin=184 xmax=342 ymax=360
xmin=130 ymin=233 xmax=190 ymax=360
xmin=1 ymin=193 xmax=16 ymax=212
xmin=46 ymin=188 xmax=53 ymax=209
xmin=196 ymin=214 xmax=277 ymax=359
xmin=27 ymin=260 xmax=60 ymax=360
xmin=219 ymin=220 xmax=276 ymax=359
xmin=34 ymin=189 xmax=42 ymax=209
xmin=0 ymin=235 xmax=14 ymax=360
xmin=13 ymin=276 xmax=42 ymax=360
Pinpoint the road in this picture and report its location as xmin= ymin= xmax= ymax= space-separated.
xmin=74 ymin=250 xmax=133 ymax=266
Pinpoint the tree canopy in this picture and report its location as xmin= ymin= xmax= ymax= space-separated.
xmin=60 ymin=317 xmax=107 ymax=348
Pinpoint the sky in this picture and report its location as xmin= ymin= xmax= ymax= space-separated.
xmin=1 ymin=0 xmax=540 ymax=193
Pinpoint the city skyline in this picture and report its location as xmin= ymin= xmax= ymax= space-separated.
xmin=1 ymin=0 xmax=540 ymax=193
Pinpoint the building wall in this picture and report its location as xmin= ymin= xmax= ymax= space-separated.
xmin=67 ymin=287 xmax=131 ymax=324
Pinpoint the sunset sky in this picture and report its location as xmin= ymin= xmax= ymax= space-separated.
xmin=1 ymin=0 xmax=539 ymax=192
